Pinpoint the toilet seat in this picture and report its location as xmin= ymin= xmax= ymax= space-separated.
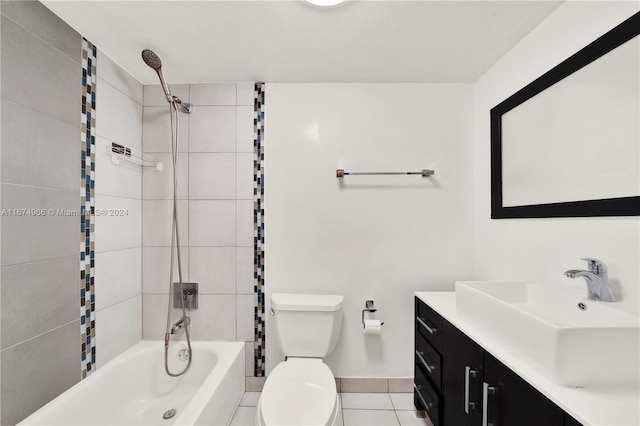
xmin=258 ymin=358 xmax=339 ymax=426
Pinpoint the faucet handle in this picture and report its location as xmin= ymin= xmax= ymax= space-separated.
xmin=580 ymin=258 xmax=607 ymax=275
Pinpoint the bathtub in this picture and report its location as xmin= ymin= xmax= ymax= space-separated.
xmin=19 ymin=341 xmax=245 ymax=425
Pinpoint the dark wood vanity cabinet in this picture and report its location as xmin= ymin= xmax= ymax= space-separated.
xmin=415 ymin=297 xmax=582 ymax=426
xmin=441 ymin=320 xmax=484 ymax=426
xmin=414 ymin=298 xmax=443 ymax=425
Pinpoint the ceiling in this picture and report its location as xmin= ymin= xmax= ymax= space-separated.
xmin=42 ymin=0 xmax=563 ymax=84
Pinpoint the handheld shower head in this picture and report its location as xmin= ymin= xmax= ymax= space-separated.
xmin=141 ymin=49 xmax=162 ymax=70
xmin=141 ymin=49 xmax=172 ymax=101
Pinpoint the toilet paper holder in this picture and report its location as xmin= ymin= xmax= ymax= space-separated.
xmin=362 ymin=300 xmax=384 ymax=328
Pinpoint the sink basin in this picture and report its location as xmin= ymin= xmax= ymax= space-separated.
xmin=455 ymin=281 xmax=640 ymax=387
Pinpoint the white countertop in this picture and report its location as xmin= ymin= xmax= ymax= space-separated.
xmin=414 ymin=291 xmax=640 ymax=426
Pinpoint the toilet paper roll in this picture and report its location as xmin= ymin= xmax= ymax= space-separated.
xmin=363 ymin=319 xmax=383 ymax=335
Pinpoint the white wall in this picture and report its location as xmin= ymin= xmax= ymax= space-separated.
xmin=265 ymin=84 xmax=474 ymax=377
xmin=473 ymin=1 xmax=640 ymax=313
xmin=94 ymin=52 xmax=144 ymax=366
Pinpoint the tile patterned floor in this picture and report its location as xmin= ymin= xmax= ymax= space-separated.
xmin=230 ymin=392 xmax=434 ymax=426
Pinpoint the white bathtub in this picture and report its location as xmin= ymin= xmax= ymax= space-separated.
xmin=20 ymin=341 xmax=245 ymax=425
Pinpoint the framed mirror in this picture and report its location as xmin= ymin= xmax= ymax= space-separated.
xmin=491 ymin=12 xmax=640 ymax=219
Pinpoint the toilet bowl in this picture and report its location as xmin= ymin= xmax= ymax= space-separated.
xmin=256 ymin=358 xmax=341 ymax=426
xmin=256 ymin=293 xmax=344 ymax=426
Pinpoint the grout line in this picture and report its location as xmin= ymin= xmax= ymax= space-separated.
xmin=0 ymin=11 xmax=81 ymax=65
xmin=97 ymin=75 xmax=143 ymax=108
xmin=0 ymin=318 xmax=78 ymax=352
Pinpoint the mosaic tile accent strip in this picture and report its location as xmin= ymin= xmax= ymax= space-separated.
xmin=80 ymin=38 xmax=97 ymax=379
xmin=253 ymin=82 xmax=266 ymax=377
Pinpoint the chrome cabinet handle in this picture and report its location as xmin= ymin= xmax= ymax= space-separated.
xmin=416 ymin=350 xmax=437 ymax=374
xmin=413 ymin=383 xmax=433 ymax=412
xmin=482 ymin=382 xmax=496 ymax=426
xmin=464 ymin=366 xmax=478 ymax=414
xmin=417 ymin=317 xmax=438 ymax=334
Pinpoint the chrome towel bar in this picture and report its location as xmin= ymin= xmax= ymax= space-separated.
xmin=336 ymin=169 xmax=434 ymax=178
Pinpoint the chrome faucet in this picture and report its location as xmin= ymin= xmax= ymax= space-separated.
xmin=564 ymin=258 xmax=615 ymax=302
xmin=170 ymin=316 xmax=191 ymax=335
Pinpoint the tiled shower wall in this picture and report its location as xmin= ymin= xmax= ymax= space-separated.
xmin=1 ymin=1 xmax=144 ymax=423
xmin=93 ymin=52 xmax=143 ymax=367
xmin=1 ymin=2 xmax=81 ymax=424
xmin=141 ymin=83 xmax=256 ymax=378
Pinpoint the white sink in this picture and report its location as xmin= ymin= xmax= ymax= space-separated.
xmin=455 ymin=281 xmax=640 ymax=387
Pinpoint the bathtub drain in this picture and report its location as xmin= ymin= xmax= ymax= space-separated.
xmin=163 ymin=409 xmax=177 ymax=420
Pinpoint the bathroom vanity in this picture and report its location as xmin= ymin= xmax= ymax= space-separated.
xmin=414 ymin=291 xmax=640 ymax=426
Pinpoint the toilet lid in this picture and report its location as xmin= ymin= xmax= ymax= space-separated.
xmin=261 ymin=358 xmax=337 ymax=426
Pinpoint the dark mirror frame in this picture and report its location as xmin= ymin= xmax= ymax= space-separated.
xmin=490 ymin=12 xmax=640 ymax=219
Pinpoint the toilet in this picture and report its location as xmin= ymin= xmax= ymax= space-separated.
xmin=256 ymin=293 xmax=344 ymax=426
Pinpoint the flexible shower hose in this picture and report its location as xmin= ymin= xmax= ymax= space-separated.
xmin=164 ymin=100 xmax=192 ymax=377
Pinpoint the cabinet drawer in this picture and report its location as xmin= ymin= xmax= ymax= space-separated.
xmin=415 ymin=329 xmax=442 ymax=391
xmin=416 ymin=298 xmax=443 ymax=352
xmin=415 ymin=361 xmax=441 ymax=426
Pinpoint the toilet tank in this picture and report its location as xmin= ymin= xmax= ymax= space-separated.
xmin=271 ymin=293 xmax=344 ymax=358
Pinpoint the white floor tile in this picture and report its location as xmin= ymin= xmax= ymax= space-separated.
xmin=396 ymin=410 xmax=434 ymax=426
xmin=342 ymin=409 xmax=399 ymax=426
xmin=239 ymin=392 xmax=261 ymax=407
xmin=390 ymin=393 xmax=415 ymax=411
xmin=230 ymin=406 xmax=257 ymax=426
xmin=341 ymin=393 xmax=394 ymax=410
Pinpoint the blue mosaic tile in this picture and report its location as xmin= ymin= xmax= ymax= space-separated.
xmin=80 ymin=38 xmax=97 ymax=378
xmin=253 ymin=83 xmax=266 ymax=377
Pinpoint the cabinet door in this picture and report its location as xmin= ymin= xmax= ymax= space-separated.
xmin=442 ymin=321 xmax=484 ymax=426
xmin=483 ymin=352 xmax=564 ymax=426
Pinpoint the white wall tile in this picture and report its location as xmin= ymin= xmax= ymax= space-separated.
xmin=189 ymin=106 xmax=236 ymax=152
xmin=237 ymin=247 xmax=254 ymax=295
xmin=94 ymin=247 xmax=141 ymax=311
xmin=189 ymin=247 xmax=236 ymax=294
xmin=1 ymin=256 xmax=78 ymax=349
xmin=144 ymin=294 xmax=237 ymax=341
xmin=143 ymin=84 xmax=190 ymax=107
xmin=189 ymin=153 xmax=236 ymax=199
xmin=141 ymin=82 xmax=257 ymax=352
xmin=142 ymin=293 xmax=170 ymax=339
xmin=236 ymin=200 xmax=254 ymax=247
xmin=236 ymin=294 xmax=254 ymax=342
xmin=142 ymin=199 xmax=189 ymax=247
xmin=97 ymin=50 xmax=143 ymax=105
xmin=190 ymin=83 xmax=236 ymax=106
xmin=1 ymin=184 xmax=78 ymax=266
xmin=237 ymin=83 xmax=255 ymax=106
xmin=189 ymin=200 xmax=236 ymax=246
xmin=142 ymin=246 xmax=189 ymax=294
xmin=236 ymin=106 xmax=255 ymax=153
xmin=1 ymin=15 xmax=79 ymax=127
xmin=236 ymin=153 xmax=254 ymax=200
xmin=94 ymin=195 xmax=142 ymax=253
xmin=1 ymin=99 xmax=78 ymax=191
xmin=142 ymin=106 xmax=190 ymax=153
xmin=187 ymin=295 xmax=237 ymax=340
xmin=96 ymin=77 xmax=143 ymax=151
xmin=142 ymin=153 xmax=188 ymax=200
xmin=95 ymin=136 xmax=142 ymax=199
xmin=95 ymin=295 xmax=142 ymax=368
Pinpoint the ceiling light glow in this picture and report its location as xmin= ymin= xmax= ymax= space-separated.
xmin=304 ymin=0 xmax=347 ymax=7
